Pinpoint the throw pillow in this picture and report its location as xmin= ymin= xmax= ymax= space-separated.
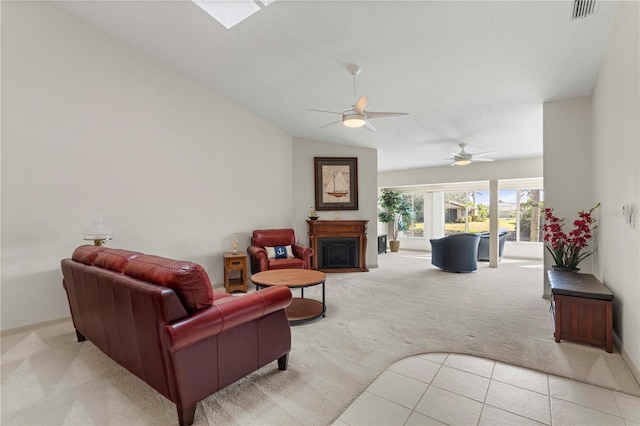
xmin=265 ymin=245 xmax=294 ymax=259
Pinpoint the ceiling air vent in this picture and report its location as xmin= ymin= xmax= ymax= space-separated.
xmin=572 ymin=0 xmax=598 ymax=19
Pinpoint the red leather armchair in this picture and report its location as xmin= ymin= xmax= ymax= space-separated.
xmin=247 ymin=228 xmax=313 ymax=274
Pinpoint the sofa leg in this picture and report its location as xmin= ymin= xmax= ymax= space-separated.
xmin=177 ymin=405 xmax=196 ymax=426
xmin=76 ymin=330 xmax=86 ymax=342
xmin=278 ymin=353 xmax=289 ymax=371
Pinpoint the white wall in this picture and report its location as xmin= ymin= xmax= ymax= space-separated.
xmin=591 ymin=1 xmax=639 ymax=381
xmin=378 ymin=157 xmax=543 ymax=188
xmin=292 ymin=137 xmax=379 ymax=268
xmin=542 ymin=1 xmax=640 ymax=379
xmin=543 ymin=96 xmax=594 ymax=296
xmin=1 ymin=2 xmax=293 ymax=330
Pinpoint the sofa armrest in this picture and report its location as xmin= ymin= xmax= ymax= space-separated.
xmin=247 ymin=245 xmax=269 ymax=273
xmin=163 ymin=286 xmax=292 ymax=352
xmin=292 ymin=244 xmax=313 ymax=269
xmin=247 ymin=245 xmax=267 ymax=259
xmin=292 ymin=244 xmax=313 ymax=261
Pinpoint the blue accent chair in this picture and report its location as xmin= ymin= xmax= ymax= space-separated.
xmin=430 ymin=233 xmax=481 ymax=273
xmin=477 ymin=230 xmax=509 ymax=261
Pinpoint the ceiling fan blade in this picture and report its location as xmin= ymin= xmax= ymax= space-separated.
xmin=473 ymin=151 xmax=496 ymax=158
xmin=306 ymin=108 xmax=342 ymax=115
xmin=473 ymin=158 xmax=494 ymax=162
xmin=354 ymin=96 xmax=368 ymax=114
xmin=319 ymin=120 xmax=341 ymax=128
xmin=363 ymin=120 xmax=377 ymax=132
xmin=366 ymin=111 xmax=409 ymax=119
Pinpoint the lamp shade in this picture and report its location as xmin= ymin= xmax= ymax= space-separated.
xmin=83 ymin=213 xmax=113 ymax=246
xmin=342 ymin=113 xmax=366 ymax=128
xmin=454 ymin=159 xmax=471 ymax=166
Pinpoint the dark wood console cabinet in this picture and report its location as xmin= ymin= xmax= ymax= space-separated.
xmin=548 ymin=271 xmax=613 ymax=353
xmin=378 ymin=235 xmax=387 ymax=254
xmin=307 ymin=220 xmax=368 ymax=272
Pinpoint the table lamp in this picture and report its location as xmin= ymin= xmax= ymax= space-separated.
xmin=82 ymin=212 xmax=113 ymax=246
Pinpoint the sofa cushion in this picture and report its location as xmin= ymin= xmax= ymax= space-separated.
xmin=124 ymin=255 xmax=214 ymax=312
xmin=95 ymin=249 xmax=142 ymax=272
xmin=265 ymin=245 xmax=294 ymax=259
xmin=72 ymin=245 xmax=107 ymax=265
xmin=268 ymin=258 xmax=304 ymax=270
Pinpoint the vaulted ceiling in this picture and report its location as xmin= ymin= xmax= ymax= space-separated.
xmin=55 ymin=1 xmax=617 ymax=171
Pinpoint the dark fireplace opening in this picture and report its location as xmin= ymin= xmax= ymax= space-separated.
xmin=318 ymin=237 xmax=359 ymax=269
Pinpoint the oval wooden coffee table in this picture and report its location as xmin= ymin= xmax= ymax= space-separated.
xmin=251 ymin=269 xmax=326 ymax=325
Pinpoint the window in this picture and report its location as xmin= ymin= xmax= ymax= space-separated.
xmin=497 ymin=189 xmax=544 ymax=242
xmin=401 ymin=193 xmax=424 ymax=237
xmin=193 ymin=0 xmax=276 ymax=29
xmin=378 ymin=179 xmax=543 ymax=244
xmin=518 ymin=189 xmax=544 ymax=242
xmin=441 ymin=188 xmax=543 ymax=241
xmin=444 ymin=191 xmax=489 ymax=235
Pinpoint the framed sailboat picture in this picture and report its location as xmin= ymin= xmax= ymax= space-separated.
xmin=314 ymin=157 xmax=358 ymax=211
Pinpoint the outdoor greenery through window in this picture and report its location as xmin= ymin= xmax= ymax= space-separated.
xmin=443 ymin=189 xmax=543 ymax=242
xmin=396 ymin=186 xmax=543 ymax=243
xmin=402 ymin=193 xmax=424 ymax=237
xmin=444 ymin=191 xmax=490 ymax=235
xmin=499 ymin=189 xmax=544 ymax=242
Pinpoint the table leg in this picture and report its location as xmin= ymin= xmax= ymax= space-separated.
xmin=322 ymin=280 xmax=326 ymax=318
xmin=554 ymin=296 xmax=562 ymax=343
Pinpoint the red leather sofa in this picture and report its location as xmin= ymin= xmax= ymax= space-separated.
xmin=247 ymin=228 xmax=313 ymax=274
xmin=61 ymin=245 xmax=292 ymax=426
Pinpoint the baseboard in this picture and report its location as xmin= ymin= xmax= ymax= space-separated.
xmin=1 ymin=316 xmax=71 ymax=336
xmin=614 ymin=331 xmax=640 ymax=386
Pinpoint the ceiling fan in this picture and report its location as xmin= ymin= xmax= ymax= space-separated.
xmin=449 ymin=143 xmax=495 ymax=166
xmin=306 ymin=64 xmax=409 ymax=132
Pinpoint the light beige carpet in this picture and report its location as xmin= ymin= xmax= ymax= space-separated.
xmin=2 ymin=252 xmax=639 ymax=425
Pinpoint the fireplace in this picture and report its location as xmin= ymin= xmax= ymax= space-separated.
xmin=318 ymin=237 xmax=359 ymax=269
xmin=307 ymin=220 xmax=368 ymax=272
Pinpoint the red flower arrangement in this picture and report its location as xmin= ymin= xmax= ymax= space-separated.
xmin=543 ymin=203 xmax=600 ymax=270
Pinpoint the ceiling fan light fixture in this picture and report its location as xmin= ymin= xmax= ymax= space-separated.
xmin=454 ymin=158 xmax=472 ymax=166
xmin=342 ymin=113 xmax=366 ymax=128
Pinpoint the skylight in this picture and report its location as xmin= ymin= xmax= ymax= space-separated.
xmin=193 ymin=0 xmax=275 ymax=29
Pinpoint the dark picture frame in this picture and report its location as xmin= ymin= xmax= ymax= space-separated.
xmin=314 ymin=157 xmax=358 ymax=211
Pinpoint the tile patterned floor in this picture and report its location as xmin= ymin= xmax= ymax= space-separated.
xmin=333 ymin=353 xmax=640 ymax=426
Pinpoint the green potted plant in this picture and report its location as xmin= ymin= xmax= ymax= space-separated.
xmin=378 ymin=189 xmax=414 ymax=252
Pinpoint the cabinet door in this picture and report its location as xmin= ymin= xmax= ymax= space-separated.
xmin=555 ymin=294 xmax=611 ymax=351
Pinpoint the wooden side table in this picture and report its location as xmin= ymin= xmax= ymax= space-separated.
xmin=223 ymin=252 xmax=247 ymax=293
